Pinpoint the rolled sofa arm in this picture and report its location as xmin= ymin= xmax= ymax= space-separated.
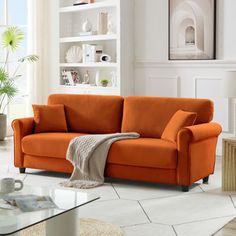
xmin=180 ymin=122 xmax=222 ymax=142
xmin=11 ymin=118 xmax=34 ymax=167
xmin=177 ymin=122 xmax=222 ymax=186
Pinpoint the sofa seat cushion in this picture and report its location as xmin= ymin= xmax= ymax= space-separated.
xmin=22 ymin=133 xmax=87 ymax=159
xmin=107 ymin=138 xmax=177 ymax=169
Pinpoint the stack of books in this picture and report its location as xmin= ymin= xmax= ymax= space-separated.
xmin=82 ymin=44 xmax=103 ymax=63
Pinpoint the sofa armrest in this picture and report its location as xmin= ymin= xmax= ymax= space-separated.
xmin=177 ymin=122 xmax=222 ymax=186
xmin=11 ymin=118 xmax=34 ymax=167
xmin=179 ymin=123 xmax=222 ymax=143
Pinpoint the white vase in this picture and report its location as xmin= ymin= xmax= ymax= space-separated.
xmin=110 ymin=71 xmax=117 ymax=87
xmin=0 ymin=114 xmax=6 ymax=140
xmin=95 ymin=71 xmax=100 ymax=86
xmin=82 ymin=18 xmax=92 ymax=32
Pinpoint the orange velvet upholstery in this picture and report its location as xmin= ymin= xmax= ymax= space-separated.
xmin=24 ymin=155 xmax=73 ymax=173
xmin=161 ymin=110 xmax=197 ymax=143
xmin=22 ymin=133 xmax=87 ymax=159
xmin=32 ymin=104 xmax=68 ymax=133
xmin=177 ymin=123 xmax=222 ymax=185
xmin=122 ymin=96 xmax=213 ymax=138
xmin=107 ymin=138 xmax=177 ymax=169
xmin=12 ymin=118 xmax=34 ymax=168
xmin=105 ymin=164 xmax=177 ymax=185
xmin=48 ymin=94 xmax=124 ymax=134
xmin=12 ymin=94 xmax=222 ymax=189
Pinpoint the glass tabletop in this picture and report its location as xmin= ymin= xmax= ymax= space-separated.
xmin=0 ymin=186 xmax=99 ymax=235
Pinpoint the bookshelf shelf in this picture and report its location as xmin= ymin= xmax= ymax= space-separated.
xmin=60 ymin=34 xmax=117 ymax=43
xmin=60 ymin=0 xmax=117 ymax=13
xmin=60 ymin=62 xmax=118 ymax=68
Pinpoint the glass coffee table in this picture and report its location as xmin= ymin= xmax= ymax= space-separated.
xmin=0 ymin=186 xmax=99 ymax=236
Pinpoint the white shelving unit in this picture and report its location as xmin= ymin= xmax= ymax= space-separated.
xmin=58 ymin=0 xmax=134 ymax=96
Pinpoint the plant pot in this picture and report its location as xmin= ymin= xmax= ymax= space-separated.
xmin=0 ymin=114 xmax=7 ymax=141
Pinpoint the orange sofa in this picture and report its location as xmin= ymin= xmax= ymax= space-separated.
xmin=12 ymin=94 xmax=222 ymax=191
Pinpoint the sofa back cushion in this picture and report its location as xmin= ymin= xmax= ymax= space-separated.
xmin=121 ymin=96 xmax=214 ymax=138
xmin=48 ymin=94 xmax=124 ymax=134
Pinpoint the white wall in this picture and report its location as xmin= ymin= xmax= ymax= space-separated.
xmin=134 ymin=0 xmax=236 ymax=154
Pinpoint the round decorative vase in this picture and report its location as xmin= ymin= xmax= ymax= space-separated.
xmin=82 ymin=18 xmax=92 ymax=32
xmin=0 ymin=114 xmax=7 ymax=141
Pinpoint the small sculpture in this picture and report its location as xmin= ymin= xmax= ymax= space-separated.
xmin=82 ymin=18 xmax=92 ymax=32
xmin=83 ymin=70 xmax=90 ymax=84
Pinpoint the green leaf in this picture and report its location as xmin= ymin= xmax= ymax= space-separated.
xmin=0 ymin=81 xmax=18 ymax=99
xmin=0 ymin=68 xmax=8 ymax=82
xmin=18 ymin=55 xmax=39 ymax=63
xmin=2 ymin=27 xmax=24 ymax=51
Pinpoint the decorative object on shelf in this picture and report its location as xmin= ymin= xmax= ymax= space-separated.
xmin=82 ymin=44 xmax=103 ymax=63
xmin=62 ymin=70 xmax=75 ymax=86
xmin=82 ymin=18 xmax=92 ymax=32
xmin=110 ymin=71 xmax=117 ymax=87
xmin=79 ymin=31 xmax=97 ymax=36
xmin=82 ymin=70 xmax=90 ymax=84
xmin=100 ymin=79 xmax=109 ymax=87
xmin=65 ymin=46 xmax=82 ymax=63
xmin=100 ymin=54 xmax=111 ymax=62
xmin=107 ymin=14 xmax=115 ymax=35
xmin=73 ymin=0 xmax=88 ymax=6
xmin=71 ymin=70 xmax=81 ymax=84
xmin=88 ymin=0 xmax=95 ymax=3
xmin=95 ymin=71 xmax=101 ymax=86
xmin=97 ymin=12 xmax=108 ymax=35
xmin=0 ymin=27 xmax=38 ymax=140
xmin=169 ymin=0 xmax=216 ymax=60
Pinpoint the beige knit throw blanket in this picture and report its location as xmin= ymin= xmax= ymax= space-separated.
xmin=60 ymin=132 xmax=140 ymax=189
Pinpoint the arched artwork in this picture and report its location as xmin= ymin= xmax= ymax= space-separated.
xmin=169 ymin=0 xmax=216 ymax=60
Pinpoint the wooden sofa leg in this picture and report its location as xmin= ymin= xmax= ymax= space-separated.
xmin=203 ymin=176 xmax=209 ymax=184
xmin=19 ymin=168 xmax=26 ymax=174
xmin=181 ymin=185 xmax=189 ymax=192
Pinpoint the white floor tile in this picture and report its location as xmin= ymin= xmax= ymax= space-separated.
xmin=79 ymin=199 xmax=149 ymax=227
xmin=112 ymin=182 xmax=202 ymax=201
xmin=74 ymin=184 xmax=119 ymax=201
xmin=123 ymin=223 xmax=175 ymax=236
xmin=174 ymin=216 xmax=235 ymax=236
xmin=24 ymin=174 xmax=66 ymax=187
xmin=140 ymin=193 xmax=236 ymax=225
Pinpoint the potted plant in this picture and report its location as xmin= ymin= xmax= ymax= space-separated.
xmin=100 ymin=79 xmax=109 ymax=87
xmin=0 ymin=27 xmax=38 ymax=140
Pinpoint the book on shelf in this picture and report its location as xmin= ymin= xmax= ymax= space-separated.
xmin=82 ymin=44 xmax=103 ymax=63
xmin=73 ymin=1 xmax=88 ymax=6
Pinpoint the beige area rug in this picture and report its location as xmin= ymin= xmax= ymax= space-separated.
xmin=213 ymin=217 xmax=236 ymax=236
xmin=21 ymin=218 xmax=123 ymax=236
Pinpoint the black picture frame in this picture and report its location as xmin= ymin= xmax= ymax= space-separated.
xmin=168 ymin=0 xmax=216 ymax=60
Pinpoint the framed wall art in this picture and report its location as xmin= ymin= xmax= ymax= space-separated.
xmin=169 ymin=0 xmax=216 ymax=60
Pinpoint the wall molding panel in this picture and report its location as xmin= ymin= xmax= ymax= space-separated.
xmin=147 ymin=76 xmax=180 ymax=97
xmin=194 ymin=77 xmax=230 ymax=133
xmin=135 ymin=60 xmax=236 ymax=69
